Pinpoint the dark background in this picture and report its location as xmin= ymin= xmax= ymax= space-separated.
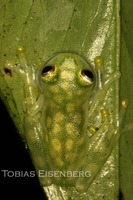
xmin=0 ymin=98 xmax=47 ymax=200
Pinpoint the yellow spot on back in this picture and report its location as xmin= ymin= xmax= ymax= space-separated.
xmin=66 ymin=123 xmax=80 ymax=140
xmin=55 ymin=157 xmax=64 ymax=168
xmin=66 ymin=123 xmax=76 ymax=137
xmin=51 ymin=139 xmax=62 ymax=152
xmin=74 ymin=115 xmax=81 ymax=124
xmin=65 ymin=139 xmax=74 ymax=151
xmin=53 ymin=124 xmax=61 ymax=133
xmin=60 ymin=82 xmax=70 ymax=90
xmin=55 ymin=94 xmax=63 ymax=103
xmin=66 ymin=103 xmax=75 ymax=112
xmin=55 ymin=112 xmax=64 ymax=122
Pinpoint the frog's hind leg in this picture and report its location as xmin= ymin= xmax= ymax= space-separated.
xmin=75 ymin=100 xmax=128 ymax=193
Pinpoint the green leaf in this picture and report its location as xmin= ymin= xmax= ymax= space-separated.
xmin=120 ymin=1 xmax=133 ymax=199
xmin=0 ymin=0 xmax=121 ymax=199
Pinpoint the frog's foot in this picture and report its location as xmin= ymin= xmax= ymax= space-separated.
xmin=94 ymin=56 xmax=121 ymax=90
xmin=75 ymin=101 xmax=128 ymax=193
xmin=9 ymin=48 xmax=39 ymax=113
xmin=2 ymin=48 xmax=28 ymax=78
xmin=119 ymin=99 xmax=133 ymax=133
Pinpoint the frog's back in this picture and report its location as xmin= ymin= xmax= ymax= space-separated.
xmin=38 ymin=53 xmax=94 ymax=184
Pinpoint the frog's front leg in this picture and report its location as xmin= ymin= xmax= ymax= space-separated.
xmin=75 ymin=100 xmax=128 ymax=193
xmin=10 ymin=48 xmax=52 ymax=186
xmin=88 ymin=56 xmax=120 ymax=123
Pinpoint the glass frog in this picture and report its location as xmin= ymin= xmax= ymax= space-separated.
xmin=2 ymin=48 xmax=128 ymax=193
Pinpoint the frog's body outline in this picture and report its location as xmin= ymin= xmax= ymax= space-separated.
xmin=2 ymin=48 xmax=128 ymax=193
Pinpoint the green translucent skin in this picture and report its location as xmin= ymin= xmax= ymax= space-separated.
xmin=2 ymin=48 xmax=126 ymax=193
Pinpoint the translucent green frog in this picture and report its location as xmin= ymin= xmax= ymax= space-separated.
xmin=3 ymin=48 xmax=128 ymax=193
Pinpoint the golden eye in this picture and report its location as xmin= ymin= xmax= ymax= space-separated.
xmin=41 ymin=65 xmax=55 ymax=77
xmin=81 ymin=69 xmax=94 ymax=84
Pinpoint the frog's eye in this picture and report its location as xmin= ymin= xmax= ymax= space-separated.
xmin=41 ymin=65 xmax=55 ymax=77
xmin=81 ymin=69 xmax=94 ymax=84
xmin=41 ymin=65 xmax=57 ymax=82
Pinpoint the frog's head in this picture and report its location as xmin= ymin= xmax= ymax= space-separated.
xmin=37 ymin=53 xmax=95 ymax=104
